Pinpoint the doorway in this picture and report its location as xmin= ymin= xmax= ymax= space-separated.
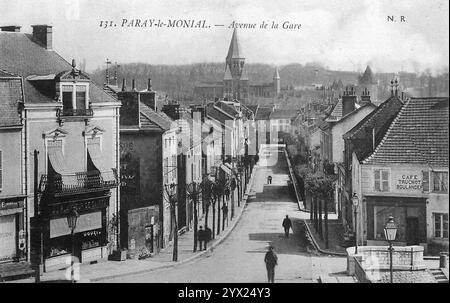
xmin=406 ymin=217 xmax=420 ymax=245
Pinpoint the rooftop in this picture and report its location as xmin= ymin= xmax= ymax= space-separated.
xmin=363 ymin=97 xmax=449 ymax=166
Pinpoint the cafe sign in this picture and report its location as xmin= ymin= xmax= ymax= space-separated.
xmin=396 ymin=174 xmax=422 ymax=191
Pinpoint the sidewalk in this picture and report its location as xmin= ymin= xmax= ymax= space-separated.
xmin=8 ymin=168 xmax=258 ymax=283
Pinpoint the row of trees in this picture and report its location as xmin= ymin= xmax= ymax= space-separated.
xmin=165 ymin=168 xmax=248 ymax=261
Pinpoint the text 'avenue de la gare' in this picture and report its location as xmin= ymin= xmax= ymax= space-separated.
xmin=99 ymin=19 xmax=302 ymax=30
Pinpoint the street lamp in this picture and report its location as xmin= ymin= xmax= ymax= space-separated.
xmin=384 ymin=216 xmax=397 ymax=283
xmin=67 ymin=207 xmax=79 ymax=283
xmin=351 ymin=193 xmax=359 ymax=254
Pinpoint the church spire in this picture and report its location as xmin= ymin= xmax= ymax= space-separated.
xmin=226 ymin=28 xmax=243 ymax=61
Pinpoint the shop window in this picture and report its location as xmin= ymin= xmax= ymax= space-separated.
xmin=434 ymin=213 xmax=449 ymax=239
xmin=432 ymin=171 xmax=448 ymax=193
xmin=374 ymin=169 xmax=389 ymax=192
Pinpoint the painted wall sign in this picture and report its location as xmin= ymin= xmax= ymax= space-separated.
xmin=396 ymin=174 xmax=422 ymax=190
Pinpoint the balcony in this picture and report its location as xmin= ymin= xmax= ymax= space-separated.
xmin=62 ymin=108 xmax=93 ymax=117
xmin=39 ymin=169 xmax=118 ymax=196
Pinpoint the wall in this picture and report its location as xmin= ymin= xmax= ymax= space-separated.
xmin=346 ymin=245 xmax=426 ymax=271
xmin=331 ymin=106 xmax=375 ymax=163
xmin=0 ymin=129 xmax=22 ymax=196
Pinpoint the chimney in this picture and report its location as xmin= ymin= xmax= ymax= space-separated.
xmin=342 ymin=86 xmax=356 ymax=116
xmin=122 ymin=78 xmax=127 ymax=91
xmin=131 ymin=79 xmax=136 ymax=91
xmin=1 ymin=25 xmax=21 ymax=32
xmin=31 ymin=25 xmax=53 ymax=50
xmin=141 ymin=78 xmax=157 ymax=110
xmin=360 ymin=87 xmax=371 ymax=105
xmin=117 ymin=79 xmax=140 ymax=126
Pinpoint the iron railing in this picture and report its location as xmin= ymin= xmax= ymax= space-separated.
xmin=39 ymin=169 xmax=118 ymax=194
xmin=354 ymin=256 xmax=372 ymax=283
xmin=62 ymin=108 xmax=93 ymax=117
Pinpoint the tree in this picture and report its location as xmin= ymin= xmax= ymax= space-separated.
xmin=164 ymin=183 xmax=178 ymax=261
xmin=186 ymin=181 xmax=202 ymax=252
xmin=298 ymin=166 xmax=335 ymax=248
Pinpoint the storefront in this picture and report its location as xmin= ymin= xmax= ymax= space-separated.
xmin=0 ymin=197 xmax=27 ymax=264
xmin=365 ymin=196 xmax=427 ymax=246
xmin=42 ymin=195 xmax=110 ymax=271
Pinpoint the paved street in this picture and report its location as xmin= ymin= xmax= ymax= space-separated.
xmin=105 ymin=147 xmax=347 ymax=283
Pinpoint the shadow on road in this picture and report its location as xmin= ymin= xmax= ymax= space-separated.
xmin=246 ymin=218 xmax=311 ymax=256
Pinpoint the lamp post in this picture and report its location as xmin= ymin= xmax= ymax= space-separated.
xmin=67 ymin=207 xmax=79 ymax=283
xmin=384 ymin=216 xmax=397 ymax=283
xmin=351 ymin=193 xmax=359 ymax=254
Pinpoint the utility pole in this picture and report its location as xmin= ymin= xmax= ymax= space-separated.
xmin=324 ymin=198 xmax=329 ymax=249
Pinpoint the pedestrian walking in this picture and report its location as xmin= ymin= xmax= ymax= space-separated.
xmin=264 ymin=245 xmax=278 ymax=283
xmin=198 ymin=226 xmax=206 ymax=250
xmin=282 ymin=215 xmax=292 ymax=238
xmin=222 ymin=203 xmax=229 ymax=228
xmin=267 ymin=175 xmax=272 ymax=184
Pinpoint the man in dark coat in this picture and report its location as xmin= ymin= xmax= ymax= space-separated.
xmin=204 ymin=226 xmax=212 ymax=250
xmin=264 ymin=245 xmax=278 ymax=283
xmin=197 ymin=226 xmax=205 ymax=250
xmin=282 ymin=215 xmax=292 ymax=237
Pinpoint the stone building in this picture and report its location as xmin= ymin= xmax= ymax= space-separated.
xmin=353 ymin=97 xmax=448 ymax=253
xmin=193 ymin=29 xmax=281 ymax=102
xmin=0 ymin=70 xmax=27 ymax=265
xmin=0 ymin=25 xmax=121 ymax=271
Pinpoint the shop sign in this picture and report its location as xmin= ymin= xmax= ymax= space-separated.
xmin=48 ymin=197 xmax=109 ymax=216
xmin=396 ymin=174 xmax=422 ymax=191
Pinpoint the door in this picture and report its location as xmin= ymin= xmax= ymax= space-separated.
xmin=406 ymin=217 xmax=420 ymax=245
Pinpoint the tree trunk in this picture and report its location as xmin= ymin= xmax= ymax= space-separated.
xmin=222 ymin=195 xmax=226 ymax=231
xmin=212 ymin=200 xmax=216 ymax=240
xmin=171 ymin=205 xmax=178 ymax=261
xmin=314 ymin=196 xmax=318 ymax=230
xmin=318 ymin=198 xmax=323 ymax=240
xmin=217 ymin=195 xmax=221 ymax=235
xmin=324 ymin=198 xmax=329 ymax=249
xmin=237 ymin=184 xmax=241 ymax=207
xmin=231 ymin=190 xmax=235 ymax=220
xmin=309 ymin=191 xmax=313 ymax=221
xmin=204 ymin=202 xmax=209 ymax=229
xmin=193 ymin=197 xmax=198 ymax=252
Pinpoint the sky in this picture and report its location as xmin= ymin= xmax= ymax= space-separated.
xmin=1 ymin=0 xmax=448 ymax=74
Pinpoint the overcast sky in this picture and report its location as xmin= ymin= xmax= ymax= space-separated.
xmin=1 ymin=0 xmax=448 ymax=74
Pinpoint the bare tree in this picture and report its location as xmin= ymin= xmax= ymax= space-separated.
xmin=164 ymin=183 xmax=178 ymax=262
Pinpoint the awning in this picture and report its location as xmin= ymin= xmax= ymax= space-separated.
xmin=50 ymin=211 xmax=102 ymax=238
xmin=220 ymin=164 xmax=232 ymax=175
xmin=87 ymin=140 xmax=116 ymax=183
xmin=47 ymin=142 xmax=78 ymax=187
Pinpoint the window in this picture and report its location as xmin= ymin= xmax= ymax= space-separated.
xmin=432 ymin=171 xmax=448 ymax=193
xmin=374 ymin=169 xmax=389 ymax=192
xmin=60 ymin=83 xmax=89 ymax=115
xmin=434 ymin=213 xmax=449 ymax=238
xmin=0 ymin=150 xmax=2 ymax=190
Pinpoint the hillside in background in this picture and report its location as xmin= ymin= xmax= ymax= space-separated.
xmin=90 ymin=62 xmax=449 ymax=103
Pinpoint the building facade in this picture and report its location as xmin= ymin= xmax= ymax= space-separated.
xmin=354 ymin=97 xmax=449 ymax=254
xmin=1 ymin=25 xmax=121 ymax=271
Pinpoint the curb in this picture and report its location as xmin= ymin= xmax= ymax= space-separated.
xmin=283 ymin=149 xmax=308 ymax=213
xmin=90 ymin=168 xmax=257 ymax=282
xmin=301 ymin=219 xmax=347 ymax=257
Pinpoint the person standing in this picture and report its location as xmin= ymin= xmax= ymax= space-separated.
xmin=198 ymin=226 xmax=205 ymax=250
xmin=264 ymin=245 xmax=278 ymax=283
xmin=282 ymin=215 xmax=292 ymax=238
xmin=204 ymin=226 xmax=212 ymax=250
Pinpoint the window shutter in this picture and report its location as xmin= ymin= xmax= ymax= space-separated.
xmin=382 ymin=170 xmax=389 ymax=191
xmin=374 ymin=169 xmax=380 ymax=191
xmin=422 ymin=170 xmax=429 ymax=192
